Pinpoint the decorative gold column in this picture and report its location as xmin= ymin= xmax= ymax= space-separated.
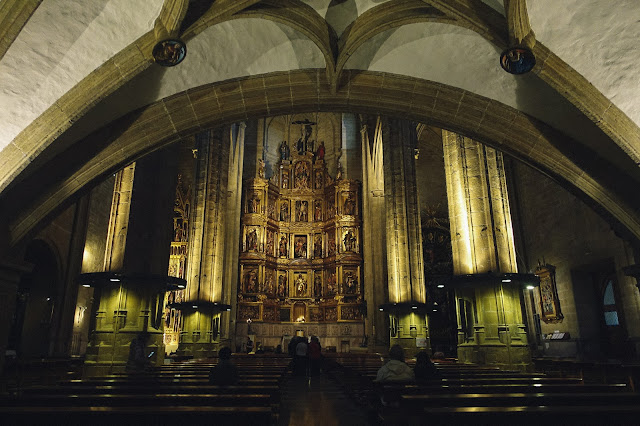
xmin=381 ymin=117 xmax=429 ymax=356
xmin=179 ymin=123 xmax=245 ymax=357
xmin=443 ymin=130 xmax=530 ymax=368
xmin=84 ymin=146 xmax=179 ymax=375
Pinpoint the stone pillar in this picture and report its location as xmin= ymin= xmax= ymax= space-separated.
xmin=443 ymin=130 xmax=530 ymax=368
xmin=360 ymin=116 xmax=389 ymax=351
xmin=84 ymin=145 xmax=178 ymax=375
xmin=179 ymin=124 xmax=245 ymax=357
xmin=381 ymin=117 xmax=429 ymax=356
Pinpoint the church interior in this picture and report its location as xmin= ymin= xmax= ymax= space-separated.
xmin=2 ymin=0 xmax=640 ymax=424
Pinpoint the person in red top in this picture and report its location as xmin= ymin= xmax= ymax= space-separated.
xmin=308 ymin=336 xmax=322 ymax=376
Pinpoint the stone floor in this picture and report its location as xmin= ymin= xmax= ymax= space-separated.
xmin=278 ymin=373 xmax=372 ymax=426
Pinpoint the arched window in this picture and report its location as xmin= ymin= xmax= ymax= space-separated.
xmin=602 ymin=280 xmax=619 ymax=326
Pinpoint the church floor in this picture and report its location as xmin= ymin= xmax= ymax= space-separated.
xmin=278 ymin=373 xmax=372 ymax=426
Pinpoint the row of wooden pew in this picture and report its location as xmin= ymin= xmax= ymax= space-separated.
xmin=1 ymin=354 xmax=291 ymax=425
xmin=327 ymin=353 xmax=640 ymax=425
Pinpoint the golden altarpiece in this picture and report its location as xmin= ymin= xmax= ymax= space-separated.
xmin=164 ymin=176 xmax=189 ymax=354
xmin=237 ymin=141 xmax=365 ymax=350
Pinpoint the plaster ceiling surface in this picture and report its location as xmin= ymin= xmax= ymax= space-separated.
xmin=1 ymin=0 xmax=639 ymax=179
xmin=302 ymin=0 xmax=391 ymax=35
xmin=56 ymin=19 xmax=326 ymax=145
xmin=528 ymin=0 xmax=640 ymax=126
xmin=0 ymin=0 xmax=164 ymax=154
xmin=343 ymin=22 xmax=622 ymax=162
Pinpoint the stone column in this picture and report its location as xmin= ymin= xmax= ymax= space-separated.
xmin=179 ymin=124 xmax=245 ymax=357
xmin=443 ymin=130 xmax=530 ymax=368
xmin=381 ymin=117 xmax=429 ymax=356
xmin=84 ymin=145 xmax=178 ymax=375
xmin=360 ymin=115 xmax=389 ymax=351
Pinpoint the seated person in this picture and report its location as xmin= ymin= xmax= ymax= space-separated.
xmin=375 ymin=344 xmax=414 ymax=382
xmin=209 ymin=347 xmax=239 ymax=385
xmin=413 ymin=351 xmax=440 ymax=381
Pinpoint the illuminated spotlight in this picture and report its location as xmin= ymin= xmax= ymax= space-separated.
xmin=526 ymin=285 xmax=535 ymax=290
xmin=437 ymin=284 xmax=445 ymax=288
xmin=82 ymin=284 xmax=91 ymax=288
xmin=502 ymin=279 xmax=512 ymax=283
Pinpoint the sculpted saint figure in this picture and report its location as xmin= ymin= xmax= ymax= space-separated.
xmin=296 ymin=273 xmax=307 ymax=296
xmin=279 ymin=140 xmax=290 ymax=160
xmin=279 ymin=235 xmax=288 ymax=257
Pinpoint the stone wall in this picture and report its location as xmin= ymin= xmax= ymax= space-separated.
xmin=509 ymin=159 xmax=640 ymax=360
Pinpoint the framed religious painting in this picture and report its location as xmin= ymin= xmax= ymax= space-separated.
xmin=535 ymin=263 xmax=564 ymax=323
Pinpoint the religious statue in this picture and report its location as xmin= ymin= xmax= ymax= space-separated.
xmin=327 ymin=272 xmax=336 ymax=295
xmin=246 ymin=228 xmax=258 ymax=251
xmin=314 ymin=235 xmax=322 ymax=258
xmin=344 ymin=271 xmax=357 ymax=294
xmin=296 ymin=123 xmax=314 ymax=154
xmin=266 ymin=230 xmax=274 ymax=255
xmin=344 ymin=193 xmax=355 ymax=215
xmin=246 ymin=269 xmax=258 ymax=293
xmin=296 ymin=200 xmax=308 ymax=222
xmin=336 ymin=161 xmax=343 ymax=180
xmin=296 ymin=273 xmax=307 ymax=296
xmin=314 ymin=201 xmax=322 ymax=221
xmin=315 ymin=141 xmax=325 ymax=161
xmin=279 ymin=235 xmax=288 ymax=257
xmin=258 ymin=159 xmax=265 ymax=178
xmin=328 ymin=237 xmax=336 ymax=256
xmin=314 ymin=170 xmax=323 ymax=189
xmin=294 ymin=161 xmax=310 ymax=189
xmin=279 ymin=140 xmax=290 ymax=160
xmin=343 ymin=230 xmax=356 ymax=252
xmin=264 ymin=272 xmax=274 ymax=294
xmin=249 ymin=193 xmax=260 ymax=213
xmin=278 ymin=274 xmax=287 ymax=297
xmin=294 ymin=236 xmax=307 ymax=258
xmin=282 ymin=174 xmax=289 ymax=189
xmin=280 ymin=202 xmax=289 ymax=221
xmin=314 ymin=275 xmax=322 ymax=297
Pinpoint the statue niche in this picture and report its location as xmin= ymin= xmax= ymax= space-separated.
xmin=294 ymin=161 xmax=310 ymax=189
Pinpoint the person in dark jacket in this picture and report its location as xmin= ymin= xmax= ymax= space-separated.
xmin=308 ymin=336 xmax=322 ymax=376
xmin=209 ymin=347 xmax=239 ymax=385
xmin=414 ymin=351 xmax=440 ymax=381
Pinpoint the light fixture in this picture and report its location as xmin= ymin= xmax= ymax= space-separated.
xmin=82 ymin=284 xmax=91 ymax=288
xmin=500 ymin=46 xmax=535 ymax=74
xmin=110 ymin=278 xmax=120 ymax=282
xmin=437 ymin=284 xmax=445 ymax=288
xmin=502 ymin=279 xmax=512 ymax=283
xmin=192 ymin=305 xmax=198 ymax=309
xmin=526 ymin=285 xmax=535 ymax=290
xmin=177 ymin=284 xmax=185 ymax=289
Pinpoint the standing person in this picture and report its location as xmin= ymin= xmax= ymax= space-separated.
xmin=246 ymin=337 xmax=254 ymax=354
xmin=295 ymin=337 xmax=309 ymax=376
xmin=209 ymin=347 xmax=238 ymax=385
xmin=413 ymin=351 xmax=439 ymax=381
xmin=308 ymin=336 xmax=322 ymax=376
xmin=375 ymin=344 xmax=414 ymax=382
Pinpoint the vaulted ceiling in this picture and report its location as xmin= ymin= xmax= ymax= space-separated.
xmin=1 ymin=0 xmax=640 ymax=248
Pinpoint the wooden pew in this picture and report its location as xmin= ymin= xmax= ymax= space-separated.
xmin=0 ymin=406 xmax=274 ymax=425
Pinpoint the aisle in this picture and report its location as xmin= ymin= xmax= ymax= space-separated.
xmin=278 ymin=372 xmax=371 ymax=426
